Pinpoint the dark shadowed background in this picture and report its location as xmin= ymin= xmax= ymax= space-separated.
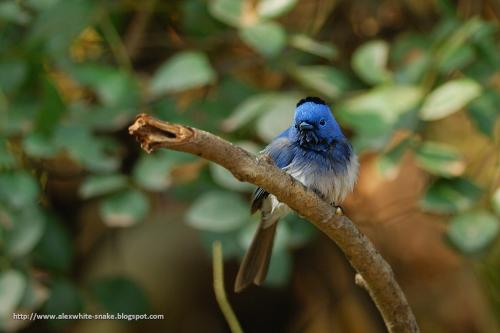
xmin=0 ymin=0 xmax=499 ymax=332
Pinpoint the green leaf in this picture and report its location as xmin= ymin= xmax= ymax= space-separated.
xmin=338 ymin=86 xmax=423 ymax=150
xmin=53 ymin=125 xmax=119 ymax=172
xmin=492 ymin=188 xmax=500 ymax=216
xmin=22 ymin=132 xmax=58 ymax=158
xmin=132 ymin=151 xmax=180 ymax=192
xmin=256 ymin=92 xmax=302 ymax=141
xmin=464 ymin=61 xmax=494 ymax=84
xmin=68 ymin=104 xmax=134 ymax=131
xmin=289 ymin=34 xmax=337 ymax=60
xmin=438 ymin=44 xmax=475 ymax=73
xmin=91 ymin=276 xmax=150 ymax=314
xmin=257 ymin=0 xmax=297 ymax=18
xmin=208 ymin=0 xmax=296 ymax=26
xmin=347 ymin=113 xmax=393 ymax=151
xmin=0 ymin=1 xmax=31 ymax=24
xmin=150 ymin=51 xmax=216 ymax=95
xmin=391 ymin=34 xmax=431 ymax=84
xmin=0 ymin=59 xmax=27 ymax=92
xmin=42 ymin=279 xmax=82 ymax=328
xmin=35 ymin=78 xmax=66 ymax=135
xmin=0 ymin=138 xmax=15 ymax=168
xmin=394 ymin=52 xmax=430 ymax=85
xmin=25 ymin=0 xmax=59 ymax=11
xmin=352 ymin=40 xmax=391 ymax=85
xmin=4 ymin=207 xmax=46 ymax=258
xmin=29 ymin=0 xmax=96 ymax=56
xmin=186 ymin=191 xmax=248 ymax=232
xmin=447 ymin=211 xmax=499 ymax=254
xmin=209 ymin=163 xmax=255 ymax=192
xmin=470 ymin=23 xmax=499 ymax=67
xmin=0 ymin=171 xmax=39 ymax=209
xmin=0 ymin=270 xmax=26 ymax=322
xmin=342 ymin=86 xmax=423 ymax=121
xmin=415 ymin=142 xmax=465 ymax=177
xmin=290 ymin=66 xmax=350 ymax=98
xmin=377 ymin=137 xmax=413 ymax=178
xmin=70 ymin=64 xmax=138 ymax=108
xmin=221 ymin=93 xmax=276 ymax=132
xmin=215 ymin=76 xmax=258 ymax=108
xmin=181 ymin=0 xmax=222 ymax=37
xmin=435 ymin=18 xmax=485 ymax=71
xmin=208 ymin=0 xmax=244 ymax=27
xmin=391 ymin=33 xmax=428 ymax=62
xmin=239 ymin=21 xmax=286 ymax=57
xmin=421 ymin=178 xmax=482 ymax=214
xmin=467 ymin=90 xmax=499 ymax=137
xmin=79 ymin=174 xmax=128 ymax=199
xmin=419 ymin=79 xmax=482 ymax=121
xmin=33 ymin=216 xmax=73 ymax=273
xmin=99 ymin=190 xmax=149 ymax=227
xmin=2 ymin=100 xmax=37 ymax=136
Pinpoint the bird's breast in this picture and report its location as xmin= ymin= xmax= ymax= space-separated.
xmin=285 ymin=148 xmax=358 ymax=204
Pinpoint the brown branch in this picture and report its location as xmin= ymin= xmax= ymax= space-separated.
xmin=128 ymin=114 xmax=420 ymax=333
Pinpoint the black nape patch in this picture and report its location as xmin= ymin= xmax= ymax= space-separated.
xmin=296 ymin=96 xmax=326 ymax=107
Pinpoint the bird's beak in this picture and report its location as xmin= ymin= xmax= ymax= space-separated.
xmin=299 ymin=122 xmax=313 ymax=131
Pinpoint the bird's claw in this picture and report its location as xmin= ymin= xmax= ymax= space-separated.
xmin=333 ymin=205 xmax=343 ymax=216
xmin=312 ymin=188 xmax=344 ymax=216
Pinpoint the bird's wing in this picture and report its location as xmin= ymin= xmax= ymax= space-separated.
xmin=330 ymin=137 xmax=355 ymax=168
xmin=251 ymin=132 xmax=295 ymax=213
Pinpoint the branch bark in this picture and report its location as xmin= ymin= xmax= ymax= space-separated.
xmin=128 ymin=114 xmax=420 ymax=333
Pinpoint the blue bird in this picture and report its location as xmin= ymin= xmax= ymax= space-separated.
xmin=234 ymin=96 xmax=359 ymax=292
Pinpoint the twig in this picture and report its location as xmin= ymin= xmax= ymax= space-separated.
xmin=100 ymin=13 xmax=132 ymax=71
xmin=212 ymin=241 xmax=244 ymax=333
xmin=129 ymin=114 xmax=420 ymax=333
xmin=124 ymin=0 xmax=157 ymax=60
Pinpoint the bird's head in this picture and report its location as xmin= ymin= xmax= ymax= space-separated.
xmin=291 ymin=97 xmax=344 ymax=150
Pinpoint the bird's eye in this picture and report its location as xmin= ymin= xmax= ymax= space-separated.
xmin=319 ymin=119 xmax=326 ymax=126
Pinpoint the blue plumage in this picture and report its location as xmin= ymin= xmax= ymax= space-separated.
xmin=235 ymin=97 xmax=359 ymax=292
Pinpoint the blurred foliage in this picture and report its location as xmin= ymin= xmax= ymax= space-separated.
xmin=0 ymin=0 xmax=499 ymax=331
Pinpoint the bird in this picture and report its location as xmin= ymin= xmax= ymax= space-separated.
xmin=234 ymin=96 xmax=359 ymax=292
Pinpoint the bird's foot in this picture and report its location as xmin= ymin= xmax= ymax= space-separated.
xmin=311 ymin=188 xmax=344 ymax=216
xmin=332 ymin=204 xmax=343 ymax=216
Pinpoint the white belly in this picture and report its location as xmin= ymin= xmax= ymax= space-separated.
xmin=262 ymin=152 xmax=358 ymax=227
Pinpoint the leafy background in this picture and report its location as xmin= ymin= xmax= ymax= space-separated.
xmin=0 ymin=0 xmax=499 ymax=332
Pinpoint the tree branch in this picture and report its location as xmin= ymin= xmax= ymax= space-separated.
xmin=128 ymin=114 xmax=420 ymax=333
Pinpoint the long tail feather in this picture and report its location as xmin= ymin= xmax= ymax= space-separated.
xmin=234 ymin=220 xmax=278 ymax=293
